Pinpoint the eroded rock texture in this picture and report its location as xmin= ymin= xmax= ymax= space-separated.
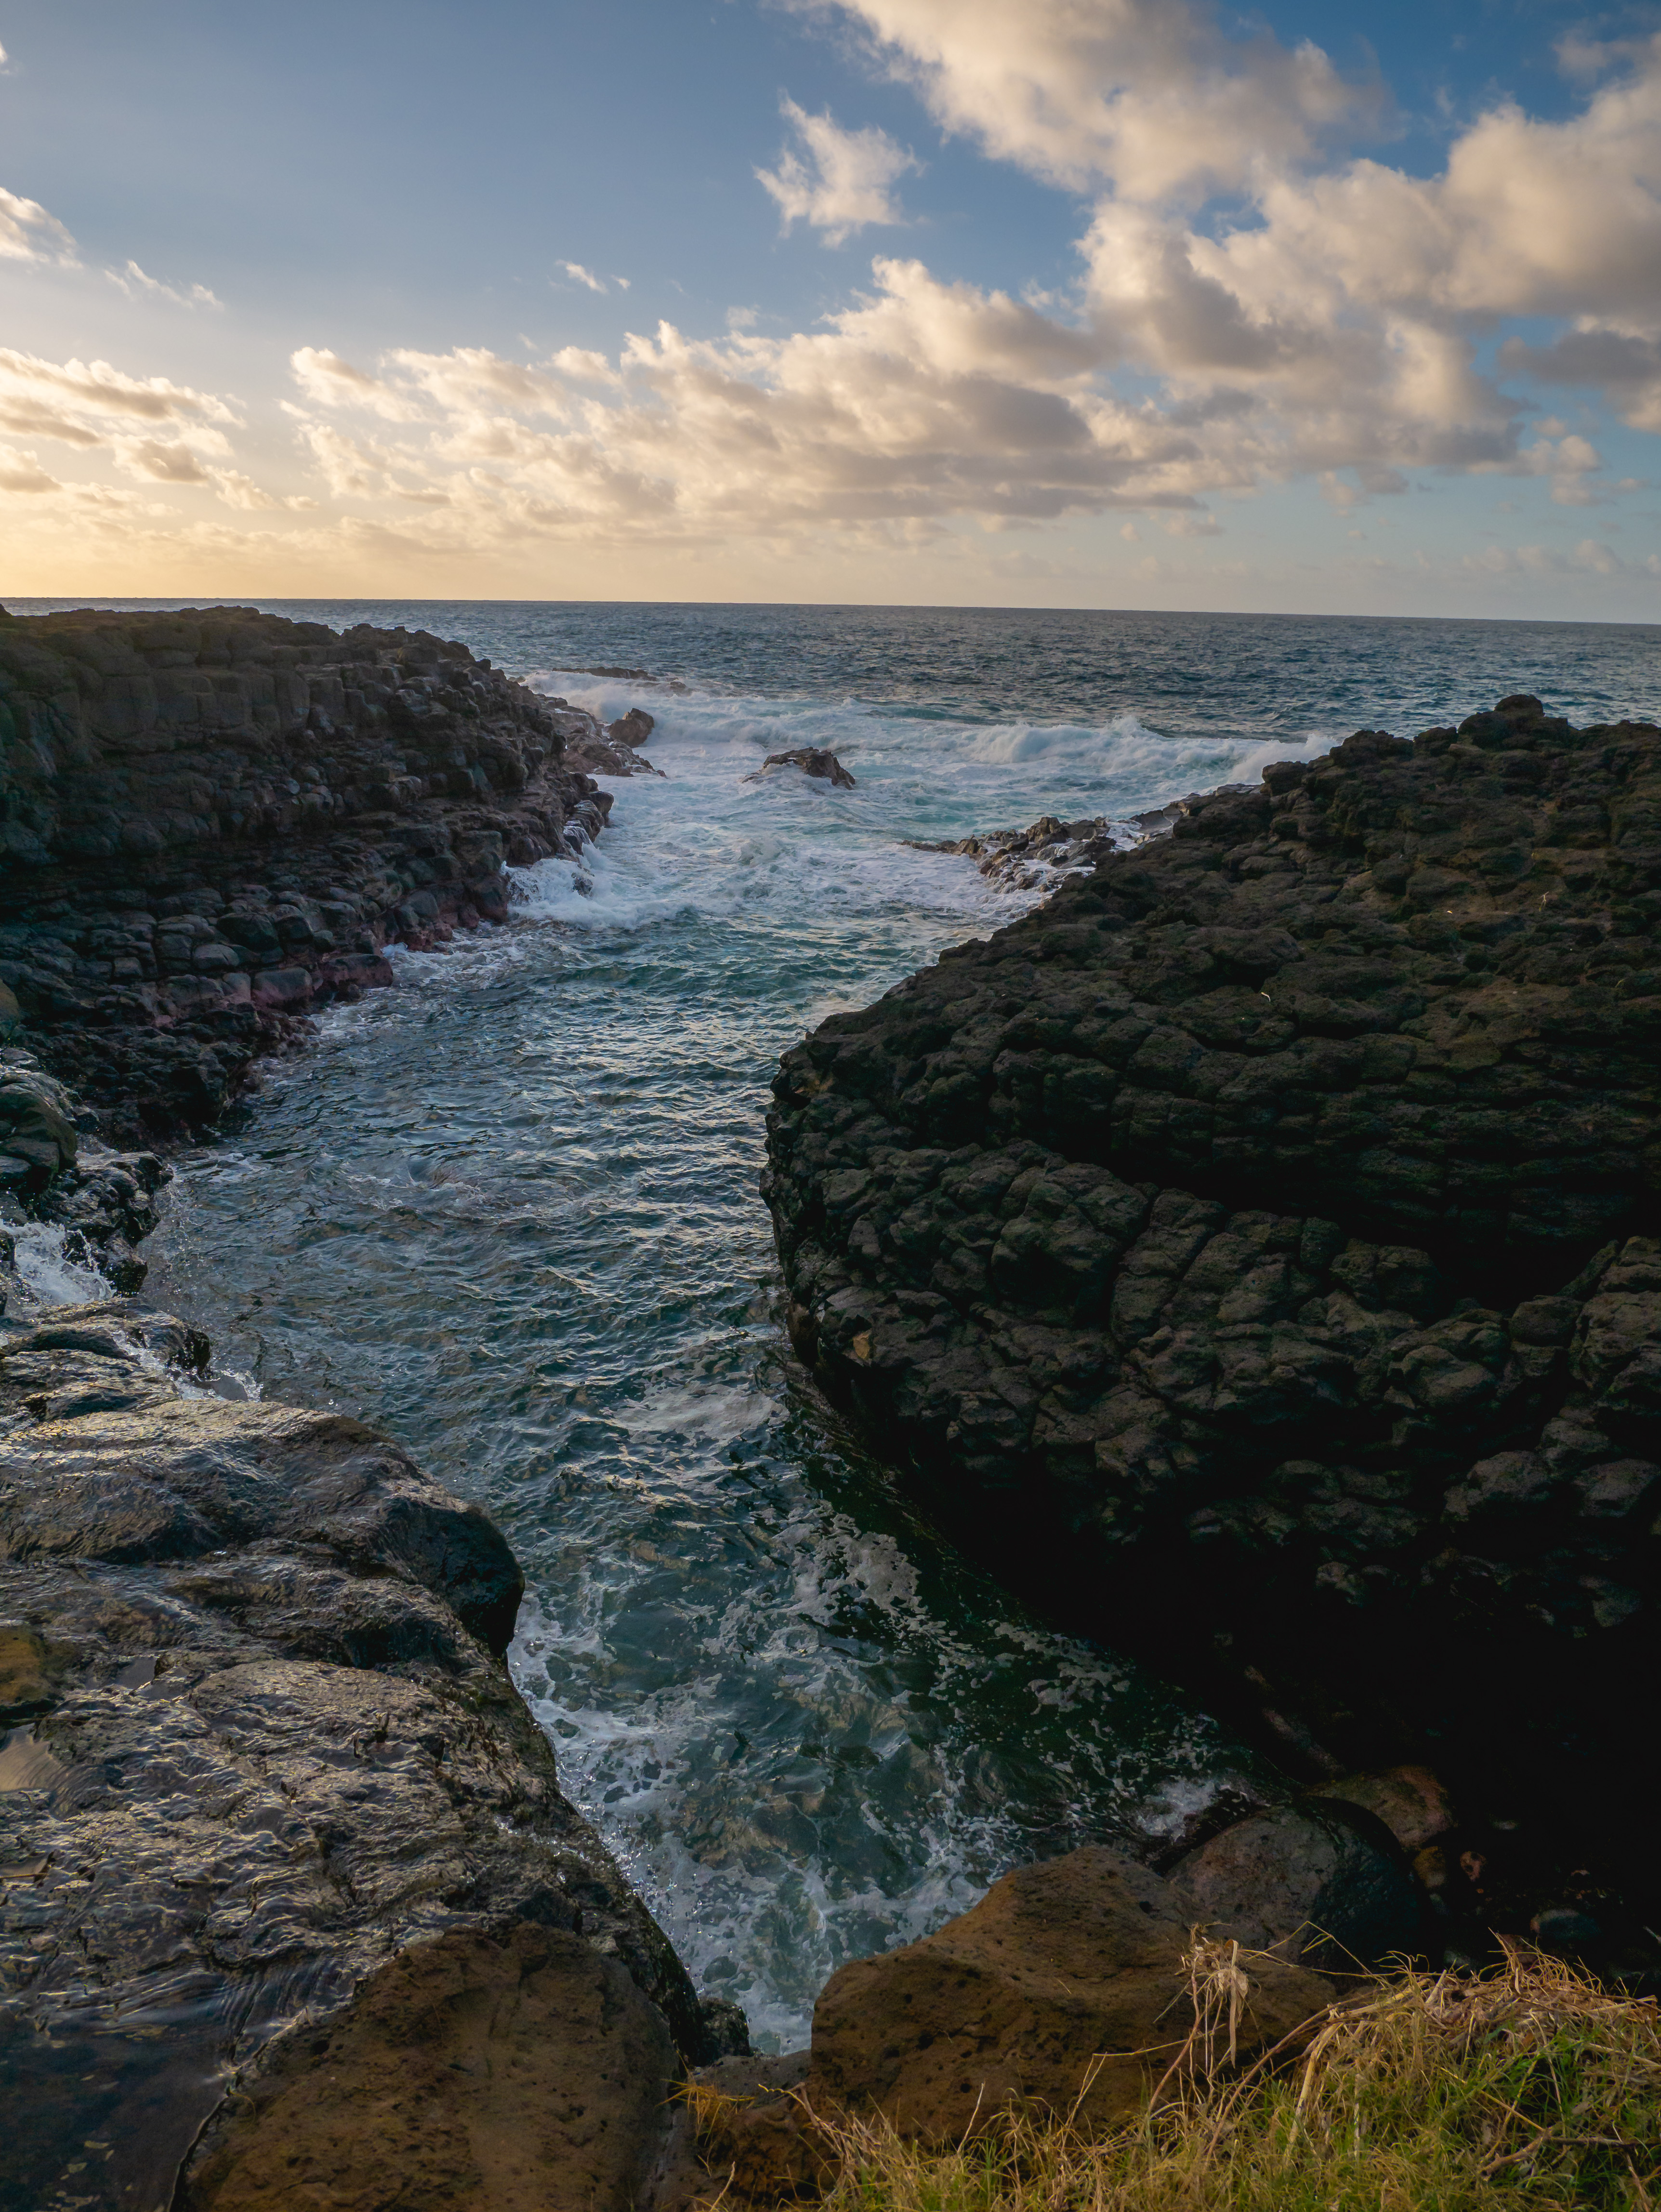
xmin=0 ymin=606 xmax=610 ymax=1135
xmin=0 ymin=1304 xmax=721 ymax=2212
xmin=765 ymin=697 xmax=1661 ymax=1885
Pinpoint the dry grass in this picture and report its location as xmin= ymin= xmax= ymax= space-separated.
xmin=700 ymin=1945 xmax=1661 ymax=2212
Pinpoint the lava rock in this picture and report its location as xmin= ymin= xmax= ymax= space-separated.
xmin=1168 ymin=1804 xmax=1424 ymax=1973
xmin=0 ymin=1304 xmax=725 ymax=2212
xmin=0 ymin=608 xmax=611 ymax=1137
xmin=763 ymin=693 xmax=1661 ymax=1899
xmin=805 ymin=1845 xmax=1332 ymax=2143
xmin=748 ymin=747 xmax=856 ymax=789
xmin=185 ymin=1924 xmax=678 ymax=2212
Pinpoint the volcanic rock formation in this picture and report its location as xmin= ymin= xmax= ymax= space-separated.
xmin=0 ymin=606 xmax=613 ymax=1136
xmin=764 ymin=695 xmax=1661 ymax=1897
xmin=0 ymin=1301 xmax=739 ymax=2212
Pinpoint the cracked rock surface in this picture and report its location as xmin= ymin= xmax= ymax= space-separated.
xmin=0 ymin=1304 xmax=722 ymax=2212
xmin=764 ymin=696 xmax=1661 ymax=1891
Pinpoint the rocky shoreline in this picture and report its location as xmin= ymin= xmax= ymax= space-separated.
xmin=765 ymin=694 xmax=1661 ymax=1955
xmin=6 ymin=632 xmax=1656 ymax=2207
xmin=0 ymin=604 xmax=619 ymax=1139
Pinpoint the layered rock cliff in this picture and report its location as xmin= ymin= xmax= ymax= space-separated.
xmin=0 ymin=605 xmax=608 ymax=1134
xmin=764 ymin=695 xmax=1661 ymax=1897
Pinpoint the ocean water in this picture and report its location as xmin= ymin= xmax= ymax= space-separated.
xmin=30 ymin=599 xmax=1657 ymax=2047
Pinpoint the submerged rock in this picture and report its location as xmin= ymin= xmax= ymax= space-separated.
xmin=764 ymin=695 xmax=1661 ymax=1901
xmin=0 ymin=1302 xmax=734 ymax=2212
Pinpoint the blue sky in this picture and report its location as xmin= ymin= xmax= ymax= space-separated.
xmin=3 ymin=0 xmax=1661 ymax=615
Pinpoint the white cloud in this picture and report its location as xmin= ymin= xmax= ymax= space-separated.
xmin=798 ymin=0 xmax=1373 ymax=203
xmin=290 ymin=346 xmax=423 ymax=420
xmin=558 ymin=261 xmax=607 ymax=293
xmin=107 ymin=260 xmax=222 ymax=309
xmin=0 ymin=348 xmax=240 ymax=442
xmin=0 ymin=442 xmax=57 ymax=493
xmin=757 ymin=98 xmax=918 ymax=242
xmin=0 ymin=184 xmax=75 ymax=264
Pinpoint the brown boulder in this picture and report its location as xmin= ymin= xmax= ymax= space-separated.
xmin=608 ymin=706 xmax=657 ymax=748
xmin=186 ymin=1923 xmax=676 ymax=2212
xmin=806 ymin=1845 xmax=1331 ymax=2144
xmin=1309 ymin=1765 xmax=1455 ymax=1854
xmin=1169 ymin=1804 xmax=1423 ymax=1973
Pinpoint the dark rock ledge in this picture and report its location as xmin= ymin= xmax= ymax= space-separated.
xmin=0 ymin=604 xmax=627 ymax=1139
xmin=765 ymin=695 xmax=1661 ymax=1915
xmin=0 ymin=1303 xmax=741 ymax=2212
xmin=0 ymin=609 xmax=747 ymax=2212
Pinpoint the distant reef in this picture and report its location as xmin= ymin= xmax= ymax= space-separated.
xmin=765 ymin=692 xmax=1661 ymax=1916
xmin=0 ymin=604 xmax=613 ymax=1139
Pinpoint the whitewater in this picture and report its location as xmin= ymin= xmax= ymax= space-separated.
xmin=18 ymin=597 xmax=1656 ymax=2046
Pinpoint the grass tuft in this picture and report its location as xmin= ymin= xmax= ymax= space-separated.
xmin=708 ymin=1945 xmax=1661 ymax=2212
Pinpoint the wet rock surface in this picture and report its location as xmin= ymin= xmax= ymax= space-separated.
xmin=910 ymin=811 xmax=1134 ymax=894
xmin=0 ymin=606 xmax=612 ymax=1139
xmin=554 ymin=699 xmax=664 ymax=777
xmin=765 ymin=696 xmax=1661 ymax=1900
xmin=0 ymin=1302 xmax=727 ymax=2212
xmin=748 ymin=746 xmax=857 ymax=789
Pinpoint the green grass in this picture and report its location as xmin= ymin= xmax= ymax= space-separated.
xmin=699 ymin=1947 xmax=1661 ymax=2211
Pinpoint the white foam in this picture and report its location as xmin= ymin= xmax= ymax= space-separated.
xmin=4 ymin=1218 xmax=113 ymax=1311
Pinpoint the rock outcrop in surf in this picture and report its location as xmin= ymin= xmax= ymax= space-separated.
xmin=764 ymin=694 xmax=1661 ymax=1905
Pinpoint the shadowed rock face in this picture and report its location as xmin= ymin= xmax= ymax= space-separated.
xmin=764 ymin=697 xmax=1661 ymax=1885
xmin=0 ymin=606 xmax=609 ymax=1136
xmin=0 ymin=1304 xmax=721 ymax=2212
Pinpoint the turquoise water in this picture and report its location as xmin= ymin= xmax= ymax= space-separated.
xmin=106 ymin=600 xmax=1657 ymax=2044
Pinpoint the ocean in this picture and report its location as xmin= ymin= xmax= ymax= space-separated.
xmin=13 ymin=598 xmax=1661 ymax=2045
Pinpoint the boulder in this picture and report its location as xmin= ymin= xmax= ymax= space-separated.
xmin=0 ymin=1304 xmax=724 ymax=2212
xmin=1168 ymin=1804 xmax=1424 ymax=1974
xmin=749 ymin=747 xmax=856 ymax=789
xmin=805 ymin=1846 xmax=1332 ymax=2144
xmin=608 ymin=706 xmax=656 ymax=748
xmin=185 ymin=1924 xmax=676 ymax=2212
xmin=1309 ymin=1765 xmax=1455 ymax=1854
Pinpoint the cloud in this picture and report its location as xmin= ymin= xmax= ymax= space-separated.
xmin=0 ymin=184 xmax=75 ymax=264
xmin=290 ymin=346 xmax=423 ymax=421
xmin=0 ymin=442 xmax=58 ymax=493
xmin=558 ymin=261 xmax=607 ymax=293
xmin=798 ymin=0 xmax=1374 ymax=203
xmin=1503 ymin=327 xmax=1661 ymax=433
xmin=0 ymin=348 xmax=240 ymax=436
xmin=1465 ymin=537 xmax=1636 ymax=578
xmin=757 ymin=98 xmax=918 ymax=242
xmin=107 ymin=260 xmax=222 ymax=309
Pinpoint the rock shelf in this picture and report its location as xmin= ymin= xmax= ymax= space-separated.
xmin=765 ymin=694 xmax=1661 ymax=1904
xmin=0 ymin=1302 xmax=740 ymax=2212
xmin=0 ymin=605 xmax=625 ymax=1136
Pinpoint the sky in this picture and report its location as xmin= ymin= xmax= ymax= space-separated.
xmin=4 ymin=0 xmax=1661 ymax=616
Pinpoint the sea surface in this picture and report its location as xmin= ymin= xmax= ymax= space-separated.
xmin=15 ymin=601 xmax=1661 ymax=2045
